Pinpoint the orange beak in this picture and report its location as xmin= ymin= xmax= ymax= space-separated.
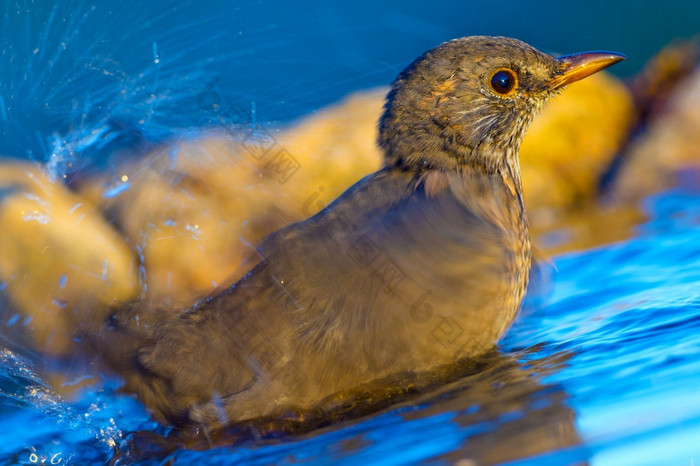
xmin=548 ymin=51 xmax=627 ymax=89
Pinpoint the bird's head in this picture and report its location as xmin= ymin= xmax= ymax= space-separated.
xmin=379 ymin=36 xmax=625 ymax=173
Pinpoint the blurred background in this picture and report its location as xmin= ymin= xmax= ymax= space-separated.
xmin=1 ymin=1 xmax=697 ymax=161
xmin=1 ymin=1 xmax=700 ymax=465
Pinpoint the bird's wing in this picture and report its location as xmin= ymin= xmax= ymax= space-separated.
xmin=92 ymin=296 xmax=258 ymax=424
xmin=94 ymin=169 xmax=416 ymax=424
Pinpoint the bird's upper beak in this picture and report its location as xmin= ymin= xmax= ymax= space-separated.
xmin=548 ymin=51 xmax=627 ymax=89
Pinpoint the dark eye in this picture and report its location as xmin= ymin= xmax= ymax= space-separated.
xmin=490 ymin=69 xmax=518 ymax=95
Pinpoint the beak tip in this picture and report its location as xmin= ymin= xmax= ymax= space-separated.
xmin=551 ymin=50 xmax=628 ymax=88
xmin=609 ymin=52 xmax=628 ymax=62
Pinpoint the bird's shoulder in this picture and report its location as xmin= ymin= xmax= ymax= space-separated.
xmin=258 ymin=167 xmax=417 ymax=251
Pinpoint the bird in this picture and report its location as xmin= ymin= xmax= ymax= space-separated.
xmin=91 ymin=36 xmax=625 ymax=429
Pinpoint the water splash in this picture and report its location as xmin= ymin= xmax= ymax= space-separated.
xmin=0 ymin=348 xmax=115 ymax=463
xmin=0 ymin=1 xmax=233 ymax=169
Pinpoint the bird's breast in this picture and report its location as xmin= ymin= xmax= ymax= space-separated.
xmin=293 ymin=169 xmax=529 ymax=372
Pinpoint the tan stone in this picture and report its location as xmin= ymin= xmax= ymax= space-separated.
xmin=0 ymin=162 xmax=139 ymax=355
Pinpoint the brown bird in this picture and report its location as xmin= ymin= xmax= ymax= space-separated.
xmin=93 ymin=36 xmax=624 ymax=428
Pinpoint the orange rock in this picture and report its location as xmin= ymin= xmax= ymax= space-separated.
xmin=81 ymin=136 xmax=275 ymax=306
xmin=614 ymin=67 xmax=700 ymax=201
xmin=79 ymin=89 xmax=385 ymax=304
xmin=269 ymin=88 xmax=385 ymax=217
xmin=520 ymin=72 xmax=634 ymax=219
xmin=0 ymin=162 xmax=139 ymax=355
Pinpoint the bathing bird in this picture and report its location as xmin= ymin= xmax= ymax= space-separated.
xmin=94 ymin=36 xmax=624 ymax=428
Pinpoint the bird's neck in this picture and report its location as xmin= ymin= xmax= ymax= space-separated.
xmin=387 ymin=130 xmax=525 ymax=178
xmin=495 ymin=148 xmax=525 ymax=208
xmin=409 ymin=142 xmax=526 ymax=219
xmin=452 ymin=153 xmax=527 ymax=230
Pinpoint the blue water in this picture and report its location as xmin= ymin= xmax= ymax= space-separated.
xmin=2 ymin=1 xmax=700 ymax=464
xmin=505 ymin=189 xmax=700 ymax=465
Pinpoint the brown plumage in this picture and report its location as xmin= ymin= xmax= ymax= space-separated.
xmin=91 ymin=36 xmax=624 ymax=428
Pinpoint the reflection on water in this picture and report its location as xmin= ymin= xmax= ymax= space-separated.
xmin=109 ymin=349 xmax=583 ymax=464
xmin=1 ymin=342 xmax=583 ymax=464
xmin=2 ymin=187 xmax=700 ymax=463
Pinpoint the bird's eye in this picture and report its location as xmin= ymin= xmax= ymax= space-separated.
xmin=490 ymin=69 xmax=518 ymax=95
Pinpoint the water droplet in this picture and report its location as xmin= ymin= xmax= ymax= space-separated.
xmin=22 ymin=211 xmax=50 ymax=223
xmin=152 ymin=41 xmax=160 ymax=64
xmin=102 ymin=181 xmax=131 ymax=199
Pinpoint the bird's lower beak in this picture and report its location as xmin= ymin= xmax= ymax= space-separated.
xmin=548 ymin=51 xmax=627 ymax=90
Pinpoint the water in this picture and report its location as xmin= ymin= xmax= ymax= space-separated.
xmin=2 ymin=1 xmax=700 ymax=464
xmin=505 ymin=188 xmax=700 ymax=465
